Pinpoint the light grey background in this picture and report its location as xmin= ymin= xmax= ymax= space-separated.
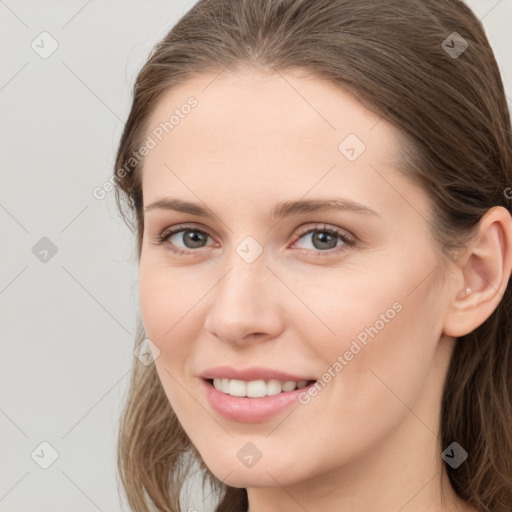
xmin=1 ymin=1 xmax=511 ymax=511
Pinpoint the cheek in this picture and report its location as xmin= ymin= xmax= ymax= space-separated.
xmin=138 ymin=265 xmax=197 ymax=415
xmin=138 ymin=260 xmax=210 ymax=379
xmin=139 ymin=251 xmax=185 ymax=322
xmin=292 ymin=270 xmax=403 ymax=357
xmin=332 ymin=284 xmax=441 ymax=422
xmin=138 ymin=261 xmax=188 ymax=353
xmin=138 ymin=265 xmax=168 ymax=343
xmin=309 ymin=265 xmax=440 ymax=399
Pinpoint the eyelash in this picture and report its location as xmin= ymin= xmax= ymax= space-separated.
xmin=154 ymin=223 xmax=356 ymax=257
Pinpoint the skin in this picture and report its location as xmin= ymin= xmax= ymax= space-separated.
xmin=138 ymin=67 xmax=512 ymax=512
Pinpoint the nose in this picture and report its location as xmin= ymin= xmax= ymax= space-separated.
xmin=203 ymin=252 xmax=285 ymax=347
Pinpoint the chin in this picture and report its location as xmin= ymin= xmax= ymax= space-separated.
xmin=197 ymin=446 xmax=308 ymax=489
xmin=208 ymin=464 xmax=292 ymax=488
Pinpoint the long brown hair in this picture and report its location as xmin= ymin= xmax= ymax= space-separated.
xmin=113 ymin=1 xmax=512 ymax=511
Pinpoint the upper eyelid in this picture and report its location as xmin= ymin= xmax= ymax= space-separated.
xmin=159 ymin=223 xmax=215 ymax=241
xmin=158 ymin=222 xmax=354 ymax=246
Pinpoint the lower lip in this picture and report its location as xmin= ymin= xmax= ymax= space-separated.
xmin=201 ymin=378 xmax=317 ymax=423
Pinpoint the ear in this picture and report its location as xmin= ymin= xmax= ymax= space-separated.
xmin=443 ymin=206 xmax=512 ymax=338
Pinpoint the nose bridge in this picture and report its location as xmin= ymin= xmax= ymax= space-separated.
xmin=216 ymin=247 xmax=269 ymax=318
xmin=218 ymin=232 xmax=270 ymax=305
xmin=203 ymin=244 xmax=283 ymax=343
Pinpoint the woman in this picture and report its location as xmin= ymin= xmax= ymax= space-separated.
xmin=114 ymin=1 xmax=512 ymax=511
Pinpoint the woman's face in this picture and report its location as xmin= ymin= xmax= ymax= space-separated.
xmin=138 ymin=68 xmax=456 ymax=489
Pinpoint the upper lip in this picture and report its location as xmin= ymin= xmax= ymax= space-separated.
xmin=200 ymin=366 xmax=317 ymax=382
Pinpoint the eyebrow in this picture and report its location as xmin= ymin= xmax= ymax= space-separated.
xmin=144 ymin=197 xmax=380 ymax=219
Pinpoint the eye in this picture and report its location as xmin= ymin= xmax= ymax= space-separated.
xmin=154 ymin=224 xmax=214 ymax=256
xmin=292 ymin=224 xmax=355 ymax=255
xmin=154 ymin=223 xmax=356 ymax=256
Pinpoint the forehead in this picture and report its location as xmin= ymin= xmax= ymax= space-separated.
xmin=144 ymin=67 xmax=396 ymax=156
xmin=140 ymin=68 xmax=426 ymax=222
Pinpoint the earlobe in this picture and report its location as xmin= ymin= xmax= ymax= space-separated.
xmin=443 ymin=206 xmax=512 ymax=338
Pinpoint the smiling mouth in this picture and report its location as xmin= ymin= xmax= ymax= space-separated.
xmin=205 ymin=378 xmax=317 ymax=398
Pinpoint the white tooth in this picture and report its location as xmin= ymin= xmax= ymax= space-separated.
xmin=282 ymin=380 xmax=297 ymax=392
xmin=228 ymin=379 xmax=247 ymax=396
xmin=246 ymin=380 xmax=267 ymax=398
xmin=266 ymin=379 xmax=282 ymax=396
xmin=221 ymin=378 xmax=230 ymax=393
xmin=214 ymin=378 xmax=308 ymax=397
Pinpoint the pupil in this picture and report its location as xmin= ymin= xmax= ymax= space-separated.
xmin=314 ymin=232 xmax=335 ymax=249
xmin=184 ymin=230 xmax=205 ymax=248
